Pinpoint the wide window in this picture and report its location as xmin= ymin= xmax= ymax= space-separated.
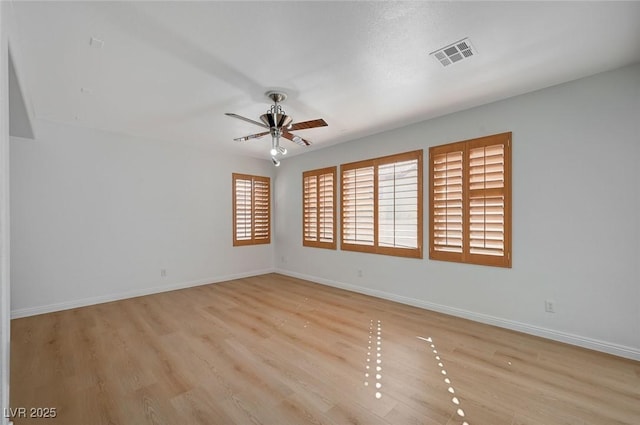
xmin=303 ymin=167 xmax=337 ymax=249
xmin=341 ymin=150 xmax=423 ymax=258
xmin=232 ymin=173 xmax=271 ymax=246
xmin=429 ymin=132 xmax=511 ymax=267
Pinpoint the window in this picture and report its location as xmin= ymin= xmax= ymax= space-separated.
xmin=429 ymin=132 xmax=511 ymax=267
xmin=303 ymin=167 xmax=337 ymax=249
xmin=232 ymin=173 xmax=271 ymax=246
xmin=341 ymin=150 xmax=423 ymax=258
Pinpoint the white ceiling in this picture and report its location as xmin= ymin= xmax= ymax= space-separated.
xmin=9 ymin=1 xmax=640 ymax=159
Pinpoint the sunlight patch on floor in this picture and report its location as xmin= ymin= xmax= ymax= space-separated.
xmin=364 ymin=319 xmax=383 ymax=399
xmin=417 ymin=336 xmax=470 ymax=425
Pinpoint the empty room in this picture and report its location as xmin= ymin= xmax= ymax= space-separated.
xmin=0 ymin=1 xmax=639 ymax=424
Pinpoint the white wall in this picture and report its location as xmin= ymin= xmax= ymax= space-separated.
xmin=10 ymin=120 xmax=275 ymax=317
xmin=275 ymin=64 xmax=640 ymax=360
xmin=0 ymin=0 xmax=12 ymax=419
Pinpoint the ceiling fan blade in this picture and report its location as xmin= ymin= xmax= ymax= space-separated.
xmin=225 ymin=113 xmax=268 ymax=128
xmin=233 ymin=131 xmax=269 ymax=142
xmin=288 ymin=118 xmax=328 ymax=131
xmin=282 ymin=131 xmax=312 ymax=147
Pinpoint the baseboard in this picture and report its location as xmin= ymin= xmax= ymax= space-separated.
xmin=10 ymin=268 xmax=276 ymax=319
xmin=275 ymin=268 xmax=640 ymax=361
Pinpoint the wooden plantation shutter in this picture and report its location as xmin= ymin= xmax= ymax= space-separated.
xmin=303 ymin=175 xmax=318 ymax=242
xmin=303 ymin=167 xmax=337 ymax=249
xmin=234 ymin=176 xmax=253 ymax=242
xmin=432 ymin=146 xmax=464 ymax=256
xmin=252 ymin=177 xmax=271 ymax=243
xmin=429 ymin=132 xmax=511 ymax=267
xmin=378 ymin=155 xmax=421 ymax=251
xmin=232 ymin=173 xmax=271 ymax=246
xmin=468 ymin=142 xmax=506 ymax=258
xmin=341 ymin=150 xmax=423 ymax=258
xmin=342 ymin=164 xmax=375 ymax=248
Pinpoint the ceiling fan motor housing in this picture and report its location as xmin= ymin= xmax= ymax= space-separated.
xmin=260 ymin=112 xmax=292 ymax=129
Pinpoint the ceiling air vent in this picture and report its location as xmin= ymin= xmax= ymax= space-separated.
xmin=430 ymin=38 xmax=475 ymax=67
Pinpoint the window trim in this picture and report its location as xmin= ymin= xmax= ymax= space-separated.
xmin=232 ymin=173 xmax=271 ymax=246
xmin=302 ymin=166 xmax=337 ymax=250
xmin=340 ymin=150 xmax=423 ymax=259
xmin=429 ymin=132 xmax=512 ymax=268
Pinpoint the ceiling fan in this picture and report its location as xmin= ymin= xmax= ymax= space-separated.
xmin=226 ymin=91 xmax=328 ymax=166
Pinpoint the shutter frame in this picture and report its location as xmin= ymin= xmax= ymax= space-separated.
xmin=429 ymin=132 xmax=511 ymax=267
xmin=303 ymin=167 xmax=337 ymax=249
xmin=341 ymin=150 xmax=423 ymax=259
xmin=233 ymin=173 xmax=271 ymax=246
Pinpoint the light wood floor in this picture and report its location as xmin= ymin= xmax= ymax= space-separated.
xmin=10 ymin=273 xmax=640 ymax=425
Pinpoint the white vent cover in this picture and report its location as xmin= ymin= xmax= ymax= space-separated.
xmin=430 ymin=38 xmax=475 ymax=67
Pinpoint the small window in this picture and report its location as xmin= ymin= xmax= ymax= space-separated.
xmin=429 ymin=132 xmax=511 ymax=267
xmin=303 ymin=167 xmax=337 ymax=249
xmin=341 ymin=150 xmax=423 ymax=259
xmin=232 ymin=173 xmax=271 ymax=246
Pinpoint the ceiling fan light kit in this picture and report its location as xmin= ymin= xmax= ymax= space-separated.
xmin=226 ymin=91 xmax=328 ymax=166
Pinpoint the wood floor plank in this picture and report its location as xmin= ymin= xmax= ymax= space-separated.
xmin=10 ymin=273 xmax=640 ymax=425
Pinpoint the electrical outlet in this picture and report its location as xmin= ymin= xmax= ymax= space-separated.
xmin=160 ymin=269 xmax=167 ymax=278
xmin=545 ymin=299 xmax=556 ymax=313
xmin=357 ymin=269 xmax=363 ymax=278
